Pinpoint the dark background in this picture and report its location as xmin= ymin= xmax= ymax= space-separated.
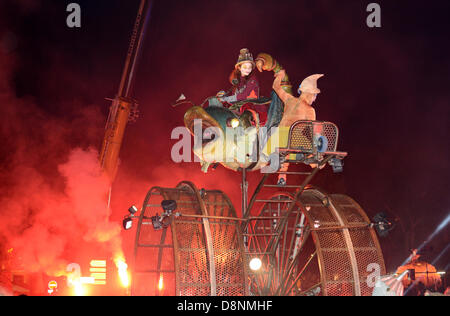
xmin=0 ymin=0 xmax=449 ymax=276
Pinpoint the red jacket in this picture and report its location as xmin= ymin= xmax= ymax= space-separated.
xmin=223 ymin=73 xmax=260 ymax=103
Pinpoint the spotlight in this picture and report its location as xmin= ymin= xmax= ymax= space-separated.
xmin=128 ymin=205 xmax=138 ymax=215
xmin=161 ymin=200 xmax=177 ymax=215
xmin=329 ymin=158 xmax=344 ymax=173
xmin=371 ymin=212 xmax=395 ymax=237
xmin=226 ymin=117 xmax=240 ymax=128
xmin=151 ymin=214 xmax=163 ymax=230
xmin=249 ymin=257 xmax=262 ymax=271
xmin=123 ymin=216 xmax=133 ymax=230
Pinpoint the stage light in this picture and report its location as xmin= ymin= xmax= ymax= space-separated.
xmin=151 ymin=214 xmax=163 ymax=230
xmin=249 ymin=257 xmax=262 ymax=271
xmin=161 ymin=200 xmax=177 ymax=214
xmin=123 ymin=216 xmax=133 ymax=230
xmin=226 ymin=117 xmax=240 ymax=128
xmin=329 ymin=157 xmax=344 ymax=173
xmin=128 ymin=205 xmax=138 ymax=215
xmin=371 ymin=212 xmax=395 ymax=237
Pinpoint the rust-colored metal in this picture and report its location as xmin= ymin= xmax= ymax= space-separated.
xmin=246 ymin=187 xmax=386 ymax=296
xmin=99 ymin=0 xmax=151 ymax=182
xmin=131 ymin=117 xmax=383 ymax=296
xmin=132 ymin=182 xmax=248 ymax=296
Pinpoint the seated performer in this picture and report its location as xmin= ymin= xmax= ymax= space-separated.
xmin=272 ymin=69 xmax=324 ymax=185
xmin=208 ymin=48 xmax=260 ymax=107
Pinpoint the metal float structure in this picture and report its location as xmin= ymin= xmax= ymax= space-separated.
xmin=130 ymin=120 xmax=386 ymax=296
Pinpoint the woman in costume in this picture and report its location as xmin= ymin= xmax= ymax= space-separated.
xmin=208 ymin=48 xmax=260 ymax=107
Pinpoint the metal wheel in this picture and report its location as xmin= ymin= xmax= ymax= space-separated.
xmin=132 ymin=181 xmax=247 ymax=296
xmin=246 ymin=188 xmax=386 ymax=296
xmin=247 ymin=192 xmax=320 ymax=295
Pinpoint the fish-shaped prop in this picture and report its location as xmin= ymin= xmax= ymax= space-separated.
xmin=183 ymin=104 xmax=346 ymax=174
xmin=184 ymin=105 xmax=267 ymax=173
xmin=182 ymin=53 xmax=347 ymax=173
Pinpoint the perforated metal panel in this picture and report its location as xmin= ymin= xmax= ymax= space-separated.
xmin=299 ymin=190 xmax=386 ymax=296
xmin=133 ymin=183 xmax=384 ymax=296
xmin=200 ymin=189 xmax=247 ymax=296
xmin=132 ymin=182 xmax=247 ymax=296
xmin=246 ymin=188 xmax=385 ymax=296
xmin=330 ymin=194 xmax=386 ymax=296
xmin=288 ymin=121 xmax=339 ymax=153
xmin=322 ymin=122 xmax=338 ymax=152
xmin=289 ymin=121 xmax=314 ymax=151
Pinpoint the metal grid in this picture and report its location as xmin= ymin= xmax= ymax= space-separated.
xmin=133 ymin=184 xmax=384 ymax=296
xmin=322 ymin=122 xmax=338 ymax=152
xmin=304 ymin=191 xmax=384 ymax=296
xmin=133 ymin=182 xmax=247 ymax=296
xmin=289 ymin=121 xmax=313 ymax=151
xmin=132 ymin=188 xmax=176 ymax=296
xmin=203 ymin=190 xmax=246 ymax=296
xmin=244 ymin=189 xmax=385 ymax=296
xmin=288 ymin=121 xmax=339 ymax=153
xmin=331 ymin=194 xmax=386 ymax=296
xmin=299 ymin=191 xmax=354 ymax=296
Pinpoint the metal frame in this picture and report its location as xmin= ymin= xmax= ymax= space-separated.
xmin=245 ymin=187 xmax=386 ymax=296
xmin=132 ymin=181 xmax=248 ymax=296
xmin=130 ymin=119 xmax=385 ymax=296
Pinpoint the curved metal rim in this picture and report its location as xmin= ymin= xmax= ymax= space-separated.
xmin=176 ymin=181 xmax=217 ymax=296
xmin=249 ymin=187 xmax=386 ymax=296
xmin=132 ymin=186 xmax=176 ymax=296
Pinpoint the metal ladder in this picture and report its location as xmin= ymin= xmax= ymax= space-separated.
xmin=241 ymin=154 xmax=334 ymax=253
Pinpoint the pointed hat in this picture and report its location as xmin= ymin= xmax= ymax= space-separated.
xmin=298 ymin=74 xmax=324 ymax=94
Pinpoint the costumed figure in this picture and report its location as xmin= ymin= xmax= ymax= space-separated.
xmin=269 ymin=69 xmax=324 ymax=185
xmin=182 ymin=52 xmax=293 ymax=173
xmin=208 ymin=48 xmax=260 ymax=108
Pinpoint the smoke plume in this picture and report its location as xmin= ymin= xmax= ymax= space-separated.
xmin=0 ymin=49 xmax=123 ymax=277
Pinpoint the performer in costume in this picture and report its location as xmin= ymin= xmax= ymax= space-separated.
xmin=270 ymin=70 xmax=324 ymax=185
xmin=208 ymin=48 xmax=260 ymax=107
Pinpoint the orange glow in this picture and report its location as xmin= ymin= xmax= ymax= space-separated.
xmin=48 ymin=280 xmax=58 ymax=290
xmin=158 ymin=274 xmax=164 ymax=291
xmin=67 ymin=276 xmax=87 ymax=296
xmin=90 ymin=260 xmax=107 ymax=267
xmin=74 ymin=282 xmax=87 ymax=296
xmin=90 ymin=272 xmax=107 ymax=280
xmin=396 ymin=261 xmax=442 ymax=288
xmin=90 ymin=259 xmax=107 ymax=285
xmin=114 ymin=255 xmax=130 ymax=288
xmin=93 ymin=280 xmax=107 ymax=285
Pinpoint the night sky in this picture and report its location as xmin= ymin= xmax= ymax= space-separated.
xmin=0 ymin=0 xmax=449 ymax=275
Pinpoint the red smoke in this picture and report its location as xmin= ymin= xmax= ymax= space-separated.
xmin=0 ymin=9 xmax=255 ymax=294
xmin=0 ymin=27 xmax=244 ymax=296
xmin=0 ymin=50 xmax=123 ymax=281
